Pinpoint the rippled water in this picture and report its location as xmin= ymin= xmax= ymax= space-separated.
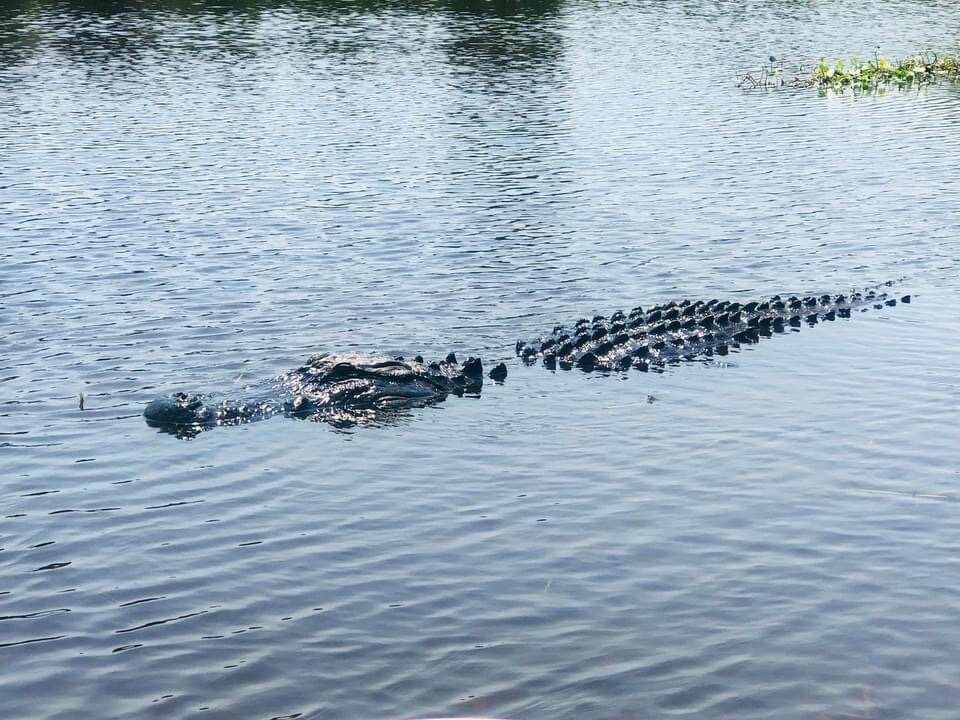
xmin=3 ymin=1 xmax=960 ymax=718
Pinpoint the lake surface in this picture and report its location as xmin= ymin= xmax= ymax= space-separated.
xmin=2 ymin=1 xmax=960 ymax=718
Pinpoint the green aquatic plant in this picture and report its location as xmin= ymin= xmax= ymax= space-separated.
xmin=738 ymin=51 xmax=960 ymax=92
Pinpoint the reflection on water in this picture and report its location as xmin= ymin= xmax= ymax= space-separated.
xmin=2 ymin=1 xmax=960 ymax=719
xmin=0 ymin=0 xmax=566 ymax=68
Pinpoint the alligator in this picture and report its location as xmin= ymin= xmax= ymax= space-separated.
xmin=144 ymin=285 xmax=909 ymax=436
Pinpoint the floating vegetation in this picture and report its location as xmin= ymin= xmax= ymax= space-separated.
xmin=738 ymin=51 xmax=960 ymax=92
xmin=736 ymin=56 xmax=789 ymax=89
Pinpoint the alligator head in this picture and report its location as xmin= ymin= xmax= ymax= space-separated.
xmin=144 ymin=351 xmax=508 ymax=437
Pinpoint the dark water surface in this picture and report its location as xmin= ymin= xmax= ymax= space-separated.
xmin=3 ymin=1 xmax=960 ymax=718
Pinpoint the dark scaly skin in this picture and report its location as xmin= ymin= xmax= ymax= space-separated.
xmin=515 ymin=285 xmax=910 ymax=372
xmin=144 ymin=351 xmax=508 ymax=436
xmin=145 ymin=283 xmax=910 ymax=436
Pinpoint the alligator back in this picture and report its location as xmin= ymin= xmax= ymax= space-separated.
xmin=515 ymin=285 xmax=910 ymax=372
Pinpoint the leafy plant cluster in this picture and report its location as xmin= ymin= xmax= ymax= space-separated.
xmin=737 ymin=51 xmax=960 ymax=92
xmin=813 ymin=52 xmax=960 ymax=89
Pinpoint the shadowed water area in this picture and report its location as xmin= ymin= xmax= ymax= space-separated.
xmin=2 ymin=0 xmax=960 ymax=718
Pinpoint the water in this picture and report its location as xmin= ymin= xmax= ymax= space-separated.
xmin=2 ymin=1 xmax=960 ymax=717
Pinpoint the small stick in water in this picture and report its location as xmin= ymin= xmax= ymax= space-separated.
xmin=79 ymin=392 xmax=85 ymax=411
